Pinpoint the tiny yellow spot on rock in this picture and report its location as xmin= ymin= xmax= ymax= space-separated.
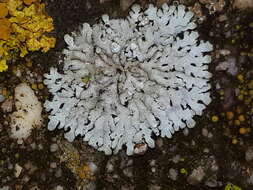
xmin=235 ymin=25 xmax=241 ymax=30
xmin=0 ymin=3 xmax=8 ymax=18
xmin=240 ymin=52 xmax=247 ymax=56
xmin=224 ymin=183 xmax=241 ymax=190
xmin=236 ymin=106 xmax=242 ymax=114
xmin=0 ymin=59 xmax=8 ymax=72
xmin=212 ymin=115 xmax=219 ymax=122
xmin=248 ymin=80 xmax=253 ymax=89
xmin=180 ymin=168 xmax=188 ymax=174
xmin=2 ymin=88 xmax=7 ymax=96
xmin=238 ymin=115 xmax=245 ymax=122
xmin=237 ymin=74 xmax=244 ymax=82
xmin=38 ymin=83 xmax=44 ymax=90
xmin=232 ymin=138 xmax=238 ymax=144
xmin=26 ymin=60 xmax=33 ymax=67
xmin=226 ymin=111 xmax=234 ymax=120
xmin=219 ymin=90 xmax=224 ymax=96
xmin=239 ymin=127 xmax=247 ymax=135
xmin=238 ymin=94 xmax=244 ymax=100
xmin=31 ymin=83 xmax=37 ymax=90
xmin=234 ymin=120 xmax=240 ymax=126
xmin=82 ymin=76 xmax=91 ymax=84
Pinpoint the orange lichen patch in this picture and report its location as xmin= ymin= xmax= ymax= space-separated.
xmin=226 ymin=111 xmax=234 ymax=120
xmin=234 ymin=119 xmax=241 ymax=126
xmin=77 ymin=164 xmax=94 ymax=180
xmin=8 ymin=3 xmax=56 ymax=53
xmin=239 ymin=127 xmax=247 ymax=135
xmin=0 ymin=0 xmax=55 ymax=71
xmin=0 ymin=25 xmax=11 ymax=40
xmin=58 ymin=142 xmax=95 ymax=182
xmin=0 ymin=3 xmax=8 ymax=18
xmin=237 ymin=74 xmax=244 ymax=82
xmin=23 ymin=0 xmax=37 ymax=5
xmin=0 ymin=18 xmax=11 ymax=40
xmin=0 ymin=18 xmax=11 ymax=28
xmin=26 ymin=35 xmax=56 ymax=52
xmin=238 ymin=115 xmax=245 ymax=122
xmin=217 ymin=72 xmax=253 ymax=144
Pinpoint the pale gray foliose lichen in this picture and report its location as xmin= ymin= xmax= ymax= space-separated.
xmin=44 ymin=3 xmax=213 ymax=155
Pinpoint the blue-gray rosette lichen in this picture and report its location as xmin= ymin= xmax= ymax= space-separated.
xmin=44 ymin=3 xmax=213 ymax=155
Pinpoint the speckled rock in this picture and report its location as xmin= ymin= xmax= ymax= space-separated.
xmin=0 ymin=186 xmax=11 ymax=190
xmin=120 ymin=0 xmax=134 ymax=11
xmin=54 ymin=186 xmax=63 ymax=190
xmin=50 ymin=143 xmax=59 ymax=152
xmin=234 ymin=0 xmax=253 ymax=9
xmin=168 ymin=168 xmax=178 ymax=181
xmin=187 ymin=166 xmax=205 ymax=185
xmin=14 ymin=164 xmax=23 ymax=178
xmin=134 ymin=143 xmax=148 ymax=155
xmin=245 ymin=146 xmax=253 ymax=162
xmin=1 ymin=98 xmax=13 ymax=113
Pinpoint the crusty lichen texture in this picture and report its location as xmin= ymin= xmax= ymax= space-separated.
xmin=44 ymin=4 xmax=213 ymax=155
xmin=10 ymin=83 xmax=42 ymax=142
xmin=0 ymin=0 xmax=56 ymax=72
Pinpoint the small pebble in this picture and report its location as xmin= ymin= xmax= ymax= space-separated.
xmin=0 ymin=186 xmax=10 ymax=190
xmin=14 ymin=164 xmax=23 ymax=178
xmin=30 ymin=143 xmax=36 ymax=149
xmin=203 ymin=148 xmax=210 ymax=153
xmin=191 ymin=140 xmax=196 ymax=146
xmin=22 ymin=175 xmax=30 ymax=183
xmin=8 ymin=163 xmax=13 ymax=170
xmin=156 ymin=138 xmax=163 ymax=148
xmin=54 ymin=185 xmax=63 ymax=190
xmin=172 ymin=155 xmax=181 ymax=163
xmin=205 ymin=179 xmax=218 ymax=187
xmin=149 ymin=160 xmax=156 ymax=167
xmin=106 ymin=162 xmax=114 ymax=173
xmin=123 ymin=167 xmax=133 ymax=178
xmin=1 ymin=99 xmax=13 ymax=113
xmin=168 ymin=168 xmax=178 ymax=181
xmin=245 ymin=146 xmax=253 ymax=162
xmin=29 ymin=185 xmax=40 ymax=190
xmin=148 ymin=185 xmax=161 ymax=190
xmin=187 ymin=166 xmax=205 ymax=185
xmin=134 ymin=143 xmax=147 ymax=155
xmin=55 ymin=168 xmax=62 ymax=178
xmin=50 ymin=162 xmax=57 ymax=169
xmin=207 ymin=132 xmax=213 ymax=138
xmin=38 ymin=144 xmax=43 ymax=150
xmin=219 ymin=49 xmax=231 ymax=56
xmin=202 ymin=128 xmax=208 ymax=137
xmin=0 ymin=94 xmax=5 ymax=102
xmin=183 ymin=128 xmax=189 ymax=136
xmin=88 ymin=162 xmax=98 ymax=174
xmin=83 ymin=182 xmax=96 ymax=190
xmin=218 ymin=14 xmax=228 ymax=22
xmin=50 ymin=144 xmax=58 ymax=152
